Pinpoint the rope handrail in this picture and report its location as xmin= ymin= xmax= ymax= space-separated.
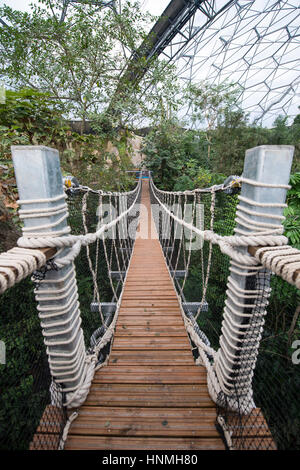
xmin=71 ymin=182 xmax=141 ymax=197
xmin=16 ymin=176 xmax=142 ymax=262
xmin=150 ymin=175 xmax=300 ymax=289
xmin=149 ymin=175 xmax=290 ymax=268
xmin=249 ymin=245 xmax=300 ymax=289
xmin=0 ymin=247 xmax=57 ymax=295
xmin=0 ymin=175 xmax=142 ymax=293
xmin=150 ymin=175 xmax=241 ymax=196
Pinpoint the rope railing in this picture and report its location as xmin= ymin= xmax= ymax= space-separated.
xmin=149 ymin=145 xmax=298 ymax=450
xmin=248 ymin=245 xmax=300 ymax=290
xmin=0 ymin=247 xmax=56 ymax=295
xmin=150 ymin=176 xmax=300 ymax=290
xmin=1 ymin=144 xmax=298 ymax=451
xmin=150 ymin=177 xmax=289 ymax=268
xmin=0 ymin=145 xmax=142 ymax=450
xmin=0 ymin=180 xmax=142 ymax=295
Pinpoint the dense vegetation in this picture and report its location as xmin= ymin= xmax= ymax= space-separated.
xmin=142 ymin=114 xmax=300 ymax=449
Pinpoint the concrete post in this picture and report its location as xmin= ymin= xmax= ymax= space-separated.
xmin=12 ymin=146 xmax=87 ymax=396
xmin=215 ymin=145 xmax=294 ymax=411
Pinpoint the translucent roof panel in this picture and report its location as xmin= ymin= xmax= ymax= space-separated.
xmin=140 ymin=0 xmax=300 ymax=127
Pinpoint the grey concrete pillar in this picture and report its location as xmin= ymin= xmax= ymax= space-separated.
xmin=12 ymin=146 xmax=87 ymax=395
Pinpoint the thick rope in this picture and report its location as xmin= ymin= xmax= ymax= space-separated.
xmin=254 ymin=245 xmax=300 ymax=289
xmin=0 ymin=247 xmax=46 ymax=294
xmin=149 ymin=174 xmax=296 ymax=418
xmin=150 ymin=177 xmax=288 ymax=264
xmin=16 ymin=179 xmax=142 ymax=269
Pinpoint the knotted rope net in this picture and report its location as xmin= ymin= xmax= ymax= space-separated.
xmin=149 ymin=173 xmax=299 ymax=450
xmin=0 ymin=174 xmax=142 ymax=450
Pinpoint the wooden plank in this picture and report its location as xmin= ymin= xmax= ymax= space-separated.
xmin=233 ymin=437 xmax=277 ymax=450
xmin=125 ymin=277 xmax=172 ymax=282
xmin=109 ymin=350 xmax=194 ymax=365
xmin=92 ymin=376 xmax=206 ymax=385
xmin=29 ymin=404 xmax=66 ymax=450
xmin=67 ymin=406 xmax=219 ymax=437
xmin=36 ymin=405 xmax=65 ymax=434
xmin=93 ymin=368 xmax=206 ymax=384
xmin=96 ymin=365 xmax=204 ymax=374
xmin=76 ymin=406 xmax=217 ymax=419
xmin=112 ymin=337 xmax=191 ymax=350
xmin=64 ymin=436 xmax=225 ymax=450
xmin=115 ymin=325 xmax=187 ymax=336
xmin=118 ymin=309 xmax=182 ymax=315
xmin=119 ymin=306 xmax=182 ymax=312
xmin=84 ymin=384 xmax=214 ymax=408
xmin=123 ymin=285 xmax=175 ymax=291
xmin=117 ymin=314 xmax=183 ymax=326
xmin=122 ymin=293 xmax=178 ymax=299
xmin=229 ymin=409 xmax=271 ymax=436
xmin=227 ymin=408 xmax=277 ymax=450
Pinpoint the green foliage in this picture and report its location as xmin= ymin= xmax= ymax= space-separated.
xmin=211 ymin=110 xmax=269 ymax=174
xmin=185 ymin=81 xmax=242 ymax=128
xmin=0 ymin=88 xmax=64 ymax=137
xmin=0 ymin=88 xmax=67 ymax=153
xmin=143 ymin=119 xmax=226 ymax=190
xmin=142 ymin=119 xmax=187 ymax=190
xmin=283 ymin=172 xmax=300 ymax=249
xmin=0 ymin=86 xmax=136 ymax=192
xmin=0 ymin=278 xmax=49 ymax=450
xmin=0 ymin=1 xmax=179 ymax=129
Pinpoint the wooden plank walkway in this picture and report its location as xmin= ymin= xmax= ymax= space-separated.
xmin=29 ymin=180 xmax=276 ymax=450
xmin=63 ymin=179 xmax=225 ymax=450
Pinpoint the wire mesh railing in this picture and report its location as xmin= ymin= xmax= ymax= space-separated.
xmin=0 ymin=277 xmax=67 ymax=450
xmin=0 ymin=169 xmax=141 ymax=450
xmin=0 ymin=143 xmax=299 ymax=451
xmin=149 ymin=170 xmax=300 ymax=450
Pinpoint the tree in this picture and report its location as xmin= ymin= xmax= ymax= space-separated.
xmin=0 ymin=0 xmax=178 ymax=132
xmin=283 ymin=171 xmax=300 ymax=249
xmin=212 ymin=109 xmax=270 ymax=174
xmin=270 ymin=115 xmax=291 ymax=145
xmin=268 ymin=114 xmax=300 ymax=171
xmin=142 ymin=119 xmax=188 ymax=189
xmin=0 ymin=88 xmax=66 ymax=145
xmin=142 ymin=118 xmax=225 ymax=190
xmin=185 ymin=81 xmax=242 ymax=161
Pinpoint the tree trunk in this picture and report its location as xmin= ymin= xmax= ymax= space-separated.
xmin=0 ymin=199 xmax=21 ymax=252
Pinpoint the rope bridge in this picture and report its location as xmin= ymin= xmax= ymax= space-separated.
xmin=0 ymin=145 xmax=299 ymax=450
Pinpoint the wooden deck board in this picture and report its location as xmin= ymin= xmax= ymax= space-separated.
xmin=64 ymin=179 xmax=224 ymax=450
xmin=67 ymin=406 xmax=220 ymax=437
xmin=32 ymin=179 xmax=274 ymax=451
xmin=84 ymin=384 xmax=215 ymax=408
xmin=109 ymin=350 xmax=195 ymax=365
